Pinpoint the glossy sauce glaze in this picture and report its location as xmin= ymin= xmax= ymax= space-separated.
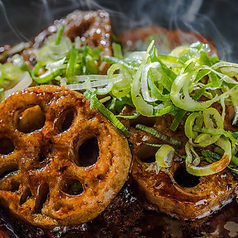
xmin=0 ymin=10 xmax=238 ymax=238
xmin=129 ymin=123 xmax=237 ymax=221
xmin=0 ymin=182 xmax=238 ymax=238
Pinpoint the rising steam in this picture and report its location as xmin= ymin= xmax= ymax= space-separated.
xmin=0 ymin=0 xmax=234 ymax=61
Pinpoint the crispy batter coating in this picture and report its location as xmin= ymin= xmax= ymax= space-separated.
xmin=0 ymin=85 xmax=131 ymax=228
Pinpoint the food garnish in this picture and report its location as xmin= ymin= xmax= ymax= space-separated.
xmin=1 ymin=25 xmax=238 ymax=177
xmin=0 ymin=10 xmax=238 ymax=233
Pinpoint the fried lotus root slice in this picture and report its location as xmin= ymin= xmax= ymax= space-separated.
xmin=0 ymin=85 xmax=131 ymax=228
xmin=129 ymin=127 xmax=238 ymax=220
xmin=118 ymin=26 xmax=216 ymax=55
xmin=21 ymin=10 xmax=112 ymax=74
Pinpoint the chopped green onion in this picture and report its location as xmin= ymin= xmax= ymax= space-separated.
xmin=99 ymin=95 xmax=111 ymax=104
xmin=112 ymin=43 xmax=123 ymax=59
xmin=3 ymin=72 xmax=32 ymax=100
xmin=12 ymin=54 xmax=30 ymax=72
xmin=131 ymin=41 xmax=154 ymax=117
xmin=32 ymin=62 xmax=64 ymax=84
xmin=170 ymin=109 xmax=186 ymax=131
xmin=116 ymin=111 xmax=140 ymax=119
xmin=233 ymin=132 xmax=238 ymax=140
xmin=155 ymin=144 xmax=175 ymax=168
xmin=157 ymin=55 xmax=183 ymax=68
xmin=142 ymin=142 xmax=162 ymax=147
xmin=185 ymin=137 xmax=231 ymax=176
xmin=55 ymin=26 xmax=65 ymax=45
xmin=156 ymin=56 xmax=176 ymax=83
xmin=201 ymin=150 xmax=221 ymax=161
xmin=135 ymin=124 xmax=183 ymax=148
xmin=170 ymin=45 xmax=190 ymax=57
xmin=147 ymin=67 xmax=170 ymax=101
xmin=66 ymin=49 xmax=77 ymax=78
xmin=170 ymin=71 xmax=219 ymax=111
xmin=184 ymin=112 xmax=203 ymax=139
xmin=2 ymin=34 xmax=238 ymax=178
xmin=0 ymin=63 xmax=23 ymax=81
xmin=202 ymin=149 xmax=238 ymax=170
xmin=103 ymin=56 xmax=138 ymax=71
xmin=194 ymin=108 xmax=223 ymax=147
xmin=84 ymin=90 xmax=129 ymax=137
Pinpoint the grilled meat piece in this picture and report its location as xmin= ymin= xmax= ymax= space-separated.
xmin=0 ymin=85 xmax=131 ymax=228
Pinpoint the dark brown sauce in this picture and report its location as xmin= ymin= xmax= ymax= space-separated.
xmin=0 ymin=182 xmax=238 ymax=238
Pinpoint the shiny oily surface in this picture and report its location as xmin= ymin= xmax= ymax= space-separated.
xmin=0 ymin=85 xmax=131 ymax=228
xmin=0 ymin=183 xmax=238 ymax=238
xmin=0 ymin=4 xmax=238 ymax=237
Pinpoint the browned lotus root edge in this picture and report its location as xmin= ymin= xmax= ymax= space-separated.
xmin=1 ymin=10 xmax=112 ymax=74
xmin=0 ymin=85 xmax=131 ymax=228
xmin=32 ymin=10 xmax=112 ymax=74
xmin=128 ymin=114 xmax=238 ymax=220
xmin=118 ymin=25 xmax=217 ymax=55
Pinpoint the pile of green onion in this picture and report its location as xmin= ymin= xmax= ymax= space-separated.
xmin=0 ymin=26 xmax=238 ymax=177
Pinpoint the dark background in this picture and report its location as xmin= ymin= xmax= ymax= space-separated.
xmin=0 ymin=0 xmax=237 ymax=62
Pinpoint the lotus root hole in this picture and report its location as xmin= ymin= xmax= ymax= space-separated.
xmin=39 ymin=153 xmax=47 ymax=163
xmin=174 ymin=166 xmax=200 ymax=188
xmin=20 ymin=187 xmax=32 ymax=205
xmin=38 ymin=146 xmax=51 ymax=164
xmin=56 ymin=108 xmax=75 ymax=133
xmin=15 ymin=105 xmax=45 ymax=133
xmin=61 ymin=178 xmax=83 ymax=196
xmin=78 ymin=137 xmax=99 ymax=167
xmin=0 ymin=164 xmax=18 ymax=180
xmin=137 ymin=145 xmax=157 ymax=163
xmin=9 ymin=180 xmax=20 ymax=192
xmin=67 ymin=20 xmax=92 ymax=41
xmin=0 ymin=138 xmax=14 ymax=155
xmin=34 ymin=183 xmax=49 ymax=214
